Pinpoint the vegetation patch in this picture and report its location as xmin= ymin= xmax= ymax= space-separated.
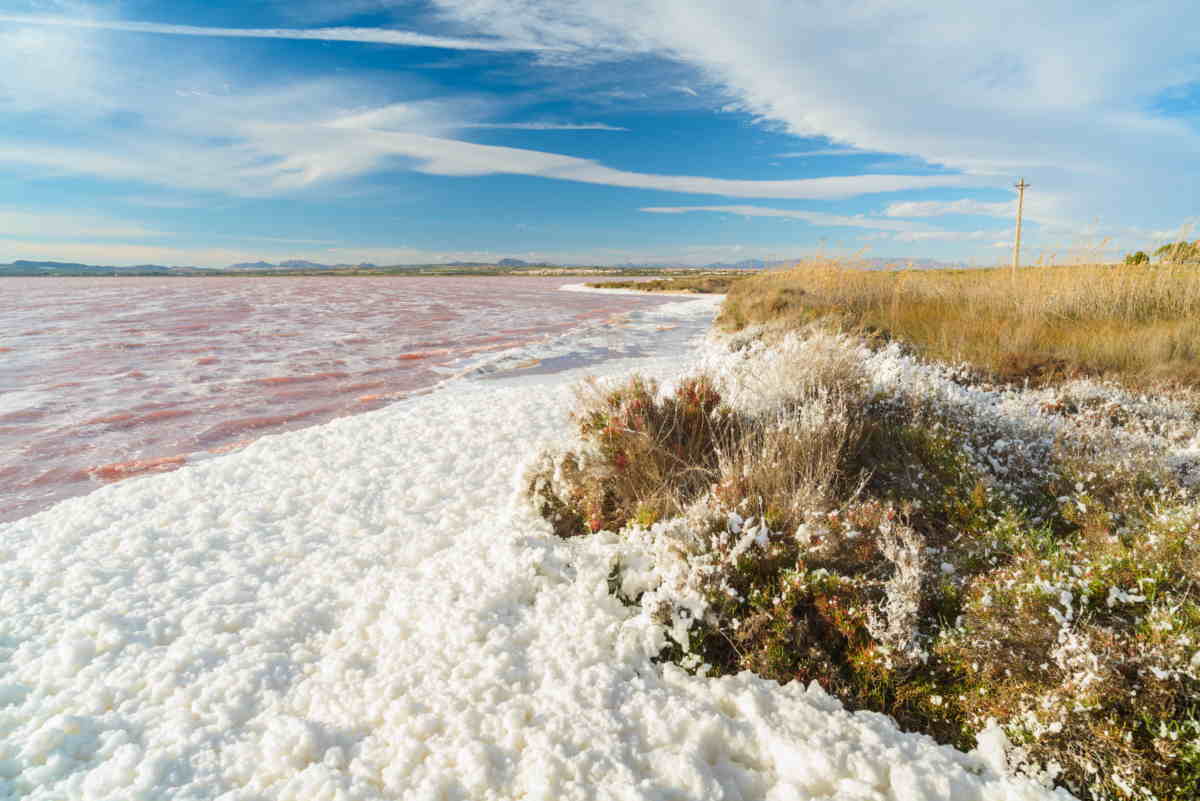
xmin=587 ymin=274 xmax=749 ymax=294
xmin=525 ymin=326 xmax=1200 ymax=801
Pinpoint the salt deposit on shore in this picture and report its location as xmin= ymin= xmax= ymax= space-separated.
xmin=0 ymin=294 xmax=1068 ymax=800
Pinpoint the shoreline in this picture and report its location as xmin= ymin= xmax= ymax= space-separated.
xmin=0 ymin=279 xmax=695 ymax=525
xmin=0 ymin=267 xmax=755 ymax=279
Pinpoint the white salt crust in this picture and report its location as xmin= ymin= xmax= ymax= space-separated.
xmin=0 ymin=296 xmax=1069 ymax=801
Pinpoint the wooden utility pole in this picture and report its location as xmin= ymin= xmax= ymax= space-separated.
xmin=1011 ymin=178 xmax=1029 ymax=283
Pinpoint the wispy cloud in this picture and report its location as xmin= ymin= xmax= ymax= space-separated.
xmin=267 ymin=127 xmax=972 ymax=197
xmin=120 ymin=195 xmax=213 ymax=209
xmin=459 ymin=121 xmax=629 ymax=131
xmin=0 ymin=208 xmax=164 ymax=240
xmin=895 ymin=229 xmax=1008 ymax=242
xmin=0 ymin=106 xmax=973 ymax=199
xmin=641 ymin=204 xmax=925 ymax=231
xmin=0 ymin=13 xmax=549 ymax=52
xmin=0 ymin=21 xmax=968 ymax=202
xmin=0 ymin=238 xmax=510 ymax=268
xmin=883 ymin=199 xmax=1014 ymax=218
xmin=777 ymin=147 xmax=869 ymax=158
xmin=425 ymin=0 xmax=1200 ymax=231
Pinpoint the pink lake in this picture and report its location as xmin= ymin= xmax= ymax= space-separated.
xmin=0 ymin=275 xmax=684 ymax=522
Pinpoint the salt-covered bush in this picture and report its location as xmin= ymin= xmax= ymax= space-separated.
xmin=526 ymin=324 xmax=1200 ymax=800
xmin=937 ymin=503 xmax=1200 ymax=801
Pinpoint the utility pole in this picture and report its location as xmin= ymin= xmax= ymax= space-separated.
xmin=1011 ymin=178 xmax=1029 ymax=283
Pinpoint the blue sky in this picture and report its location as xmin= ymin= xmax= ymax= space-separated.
xmin=1 ymin=1 xmax=1198 ymax=267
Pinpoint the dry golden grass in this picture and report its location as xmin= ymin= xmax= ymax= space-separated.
xmin=525 ymin=374 xmax=740 ymax=536
xmin=717 ymin=258 xmax=1200 ymax=387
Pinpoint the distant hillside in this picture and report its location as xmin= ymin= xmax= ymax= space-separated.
xmin=227 ymin=260 xmax=379 ymax=271
xmin=497 ymin=258 xmax=554 ymax=267
xmin=702 ymin=259 xmax=773 ymax=270
xmin=0 ymin=260 xmax=207 ymax=276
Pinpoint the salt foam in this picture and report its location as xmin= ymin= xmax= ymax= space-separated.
xmin=0 ymin=295 xmax=1067 ymax=800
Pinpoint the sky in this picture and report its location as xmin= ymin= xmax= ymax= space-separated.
xmin=1 ymin=0 xmax=1198 ymax=268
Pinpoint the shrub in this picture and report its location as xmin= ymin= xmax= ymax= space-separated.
xmin=1124 ymin=251 xmax=1150 ymax=266
xmin=1155 ymin=241 xmax=1200 ymax=265
xmin=525 ymin=373 xmax=737 ymax=536
xmin=587 ymin=275 xmax=747 ymax=294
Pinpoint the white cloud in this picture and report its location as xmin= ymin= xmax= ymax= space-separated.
xmin=0 ymin=13 xmax=549 ymax=51
xmin=0 ymin=239 xmax=240 ymax=266
xmin=883 ymin=199 xmax=1014 ymax=218
xmin=120 ymin=195 xmax=215 ymax=209
xmin=425 ymin=0 xmax=1200 ymax=231
xmin=894 ymin=229 xmax=1008 ymax=243
xmin=459 ymin=121 xmax=629 ymax=131
xmin=270 ymin=126 xmax=969 ymax=196
xmin=0 ymin=108 xmax=972 ymax=199
xmin=0 ymin=238 xmax=521 ymax=268
xmin=778 ymin=147 xmax=869 ymax=158
xmin=641 ymin=204 xmax=925 ymax=232
xmin=0 ymin=18 xmax=975 ymax=202
xmin=0 ymin=208 xmax=164 ymax=239
xmin=640 ymin=205 xmax=1027 ymax=251
xmin=0 ymin=21 xmax=111 ymax=113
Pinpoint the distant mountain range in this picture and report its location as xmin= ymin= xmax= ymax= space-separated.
xmin=0 ymin=258 xmax=571 ymax=275
xmin=0 ymin=258 xmax=498 ymax=275
xmin=0 ymin=255 xmax=968 ymax=277
xmin=0 ymin=259 xmax=386 ymax=276
xmin=0 ymin=260 xmax=208 ymax=276
xmin=226 ymin=259 xmax=379 ymax=271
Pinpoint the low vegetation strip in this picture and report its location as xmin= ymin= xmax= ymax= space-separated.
xmin=587 ymin=274 xmax=749 ymax=294
xmin=716 ymin=259 xmax=1200 ymax=389
xmin=524 ymin=323 xmax=1200 ymax=801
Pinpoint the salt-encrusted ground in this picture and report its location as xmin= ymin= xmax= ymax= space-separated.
xmin=0 ymin=295 xmax=1072 ymax=800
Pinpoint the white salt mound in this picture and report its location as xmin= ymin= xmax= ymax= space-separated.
xmin=0 ymin=297 xmax=1068 ymax=800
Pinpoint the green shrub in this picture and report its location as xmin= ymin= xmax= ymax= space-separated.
xmin=1155 ymin=241 xmax=1200 ymax=264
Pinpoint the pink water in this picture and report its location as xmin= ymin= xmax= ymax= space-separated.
xmin=0 ymin=276 xmax=678 ymax=523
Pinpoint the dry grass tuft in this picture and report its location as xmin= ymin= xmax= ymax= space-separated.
xmin=525 ymin=374 xmax=738 ymax=536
